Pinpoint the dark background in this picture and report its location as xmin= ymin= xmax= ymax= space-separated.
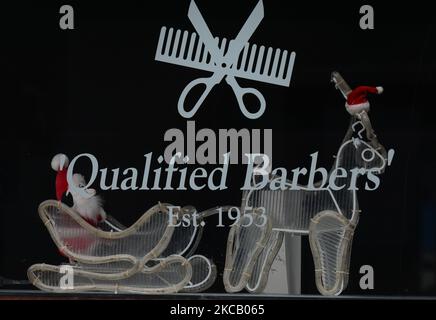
xmin=0 ymin=0 xmax=435 ymax=295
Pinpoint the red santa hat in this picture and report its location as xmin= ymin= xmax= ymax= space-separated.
xmin=345 ymin=86 xmax=383 ymax=115
xmin=51 ymin=154 xmax=70 ymax=201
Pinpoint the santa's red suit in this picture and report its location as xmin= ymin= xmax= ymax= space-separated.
xmin=51 ymin=154 xmax=106 ymax=257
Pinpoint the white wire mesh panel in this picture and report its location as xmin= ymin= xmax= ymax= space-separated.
xmin=244 ymin=188 xmax=349 ymax=232
xmin=42 ymin=201 xmax=174 ymax=260
xmin=160 ymin=207 xmax=199 ymax=257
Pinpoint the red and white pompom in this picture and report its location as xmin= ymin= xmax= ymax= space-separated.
xmin=51 ymin=153 xmax=70 ymax=171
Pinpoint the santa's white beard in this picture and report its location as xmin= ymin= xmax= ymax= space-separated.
xmin=72 ymin=194 xmax=106 ymax=223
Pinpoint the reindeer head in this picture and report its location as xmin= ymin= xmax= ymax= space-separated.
xmin=337 ymin=112 xmax=387 ymax=174
xmin=331 ymin=71 xmax=388 ymax=173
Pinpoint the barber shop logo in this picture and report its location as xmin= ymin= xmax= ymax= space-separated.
xmin=155 ymin=0 xmax=296 ymax=119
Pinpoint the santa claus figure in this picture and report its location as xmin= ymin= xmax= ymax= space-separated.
xmin=51 ymin=153 xmax=106 ymax=226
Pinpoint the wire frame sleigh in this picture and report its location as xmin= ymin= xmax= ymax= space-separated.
xmin=28 ymin=201 xmax=216 ymax=294
xmin=223 ymin=74 xmax=389 ymax=296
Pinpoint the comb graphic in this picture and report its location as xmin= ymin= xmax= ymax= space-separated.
xmin=155 ymin=0 xmax=295 ymax=119
xmin=155 ymin=27 xmax=296 ymax=87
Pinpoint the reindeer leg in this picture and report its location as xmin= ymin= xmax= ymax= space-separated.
xmin=246 ymin=230 xmax=284 ymax=293
xmin=309 ymin=210 xmax=355 ymax=296
xmin=223 ymin=211 xmax=272 ymax=293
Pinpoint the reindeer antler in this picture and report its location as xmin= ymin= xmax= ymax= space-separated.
xmin=331 ymin=71 xmax=352 ymax=99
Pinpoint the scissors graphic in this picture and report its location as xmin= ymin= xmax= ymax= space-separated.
xmin=178 ymin=0 xmax=266 ymax=119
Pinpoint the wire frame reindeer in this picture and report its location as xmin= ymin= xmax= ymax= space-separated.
xmin=224 ymin=72 xmax=390 ymax=295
